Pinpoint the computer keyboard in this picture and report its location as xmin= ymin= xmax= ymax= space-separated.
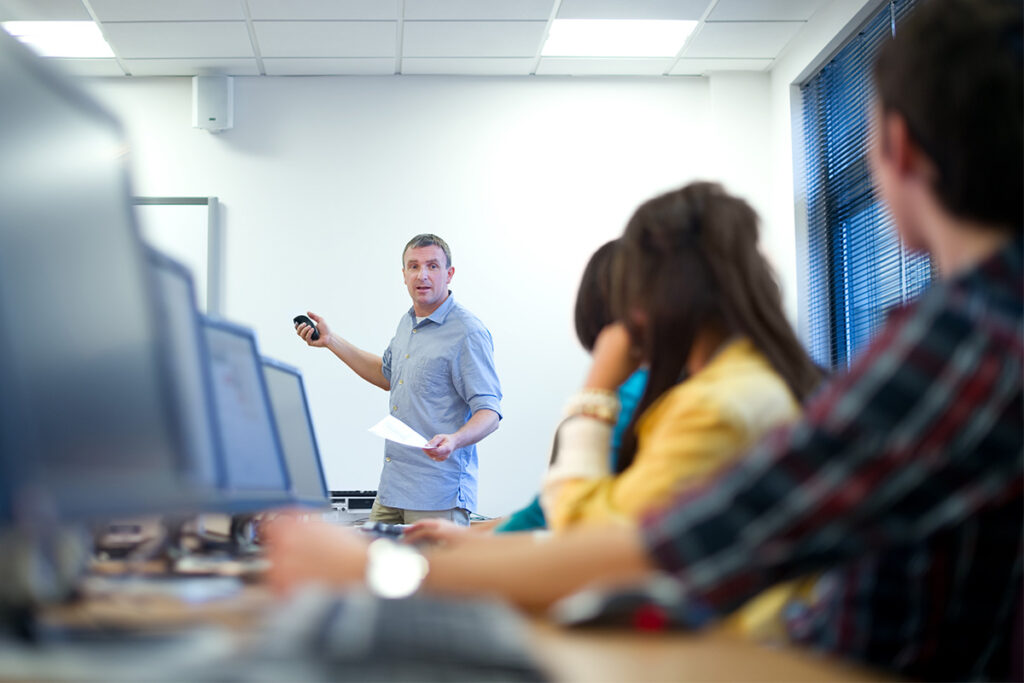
xmin=2 ymin=585 xmax=548 ymax=681
xmin=244 ymin=588 xmax=549 ymax=681
xmin=173 ymin=554 xmax=270 ymax=578
xmin=358 ymin=521 xmax=408 ymax=539
xmin=81 ymin=574 xmax=245 ymax=604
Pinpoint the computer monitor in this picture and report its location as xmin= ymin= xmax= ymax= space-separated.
xmin=0 ymin=29 xmax=197 ymax=522
xmin=200 ymin=317 xmax=292 ymax=510
xmin=261 ymin=358 xmax=331 ymax=508
xmin=146 ymin=249 xmax=223 ymax=493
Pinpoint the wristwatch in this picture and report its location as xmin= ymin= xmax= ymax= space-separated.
xmin=365 ymin=538 xmax=429 ymax=599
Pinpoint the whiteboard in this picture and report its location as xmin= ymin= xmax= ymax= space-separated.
xmin=133 ymin=197 xmax=221 ymax=314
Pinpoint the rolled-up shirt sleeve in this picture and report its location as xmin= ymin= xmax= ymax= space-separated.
xmin=381 ymin=340 xmax=394 ymax=384
xmin=453 ymin=330 xmax=502 ymax=419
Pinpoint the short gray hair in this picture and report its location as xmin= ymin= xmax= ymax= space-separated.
xmin=402 ymin=233 xmax=452 ymax=268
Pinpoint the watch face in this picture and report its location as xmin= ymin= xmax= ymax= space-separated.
xmin=366 ymin=539 xmax=429 ymax=599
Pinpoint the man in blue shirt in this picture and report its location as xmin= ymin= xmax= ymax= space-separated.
xmin=296 ymin=234 xmax=501 ymax=525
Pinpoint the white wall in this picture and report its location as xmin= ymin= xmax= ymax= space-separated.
xmin=707 ymin=72 xmax=775 ymax=274
xmin=85 ymin=72 xmax=775 ymax=517
xmin=767 ymin=0 xmax=884 ymax=336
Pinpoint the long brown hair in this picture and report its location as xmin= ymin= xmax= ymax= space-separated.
xmin=613 ymin=182 xmax=822 ymax=473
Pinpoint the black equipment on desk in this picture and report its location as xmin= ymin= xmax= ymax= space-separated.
xmin=330 ymin=490 xmax=377 ymax=512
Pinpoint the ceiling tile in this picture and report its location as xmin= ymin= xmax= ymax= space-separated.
xmin=682 ymin=21 xmax=802 ymax=59
xmin=670 ymin=57 xmax=772 ymax=75
xmin=123 ymin=58 xmax=260 ymax=76
xmin=263 ymin=57 xmax=395 ymax=75
xmin=90 ymin=0 xmax=244 ymax=22
xmin=254 ymin=21 xmax=395 ymax=57
xmin=402 ymin=21 xmax=546 ymax=58
xmin=103 ymin=21 xmax=254 ymax=58
xmin=247 ymin=0 xmax=399 ymax=21
xmin=404 ymin=0 xmax=555 ymax=21
xmin=48 ymin=57 xmax=126 ymax=76
xmin=557 ymin=0 xmax=709 ymax=20
xmin=536 ymin=57 xmax=672 ymax=76
xmin=708 ymin=0 xmax=825 ymax=22
xmin=0 ymin=0 xmax=91 ymax=21
xmin=401 ymin=57 xmax=535 ymax=75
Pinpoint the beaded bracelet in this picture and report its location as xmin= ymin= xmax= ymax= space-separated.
xmin=563 ymin=388 xmax=620 ymax=424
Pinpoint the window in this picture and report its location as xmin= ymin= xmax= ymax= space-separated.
xmin=801 ymin=0 xmax=930 ymax=369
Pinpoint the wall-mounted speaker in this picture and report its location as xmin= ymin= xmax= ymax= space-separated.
xmin=192 ymin=76 xmax=233 ymax=133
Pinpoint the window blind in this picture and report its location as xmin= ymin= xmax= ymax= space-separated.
xmin=801 ymin=0 xmax=930 ymax=369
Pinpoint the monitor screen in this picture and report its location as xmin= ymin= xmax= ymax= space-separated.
xmin=201 ymin=318 xmax=290 ymax=505
xmin=147 ymin=249 xmax=222 ymax=491
xmin=0 ymin=31 xmax=195 ymax=521
xmin=261 ymin=359 xmax=330 ymax=507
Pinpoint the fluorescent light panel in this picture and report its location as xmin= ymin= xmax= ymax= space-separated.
xmin=542 ymin=19 xmax=697 ymax=58
xmin=2 ymin=21 xmax=115 ymax=58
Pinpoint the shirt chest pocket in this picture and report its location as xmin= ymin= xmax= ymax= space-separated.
xmin=410 ymin=355 xmax=451 ymax=391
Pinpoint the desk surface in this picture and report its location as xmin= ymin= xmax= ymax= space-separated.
xmin=529 ymin=621 xmax=883 ymax=682
xmin=32 ymin=576 xmax=885 ymax=683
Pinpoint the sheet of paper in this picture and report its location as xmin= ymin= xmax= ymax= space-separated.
xmin=368 ymin=415 xmax=431 ymax=448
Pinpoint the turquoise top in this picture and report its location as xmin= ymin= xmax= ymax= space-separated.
xmin=495 ymin=368 xmax=648 ymax=533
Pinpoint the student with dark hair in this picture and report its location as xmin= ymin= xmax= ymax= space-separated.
xmin=542 ymin=183 xmax=821 ymax=531
xmin=268 ymin=1 xmax=1022 ymax=678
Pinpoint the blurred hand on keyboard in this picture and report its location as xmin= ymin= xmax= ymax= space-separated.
xmin=262 ymin=514 xmax=370 ymax=596
xmin=402 ymin=518 xmax=475 ymax=546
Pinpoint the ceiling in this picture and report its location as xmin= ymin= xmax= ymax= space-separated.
xmin=0 ymin=0 xmax=830 ymax=78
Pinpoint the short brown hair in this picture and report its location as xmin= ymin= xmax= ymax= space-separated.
xmin=874 ymin=0 xmax=1022 ymax=232
xmin=402 ymin=234 xmax=452 ymax=268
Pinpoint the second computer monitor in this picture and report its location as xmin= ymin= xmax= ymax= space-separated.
xmin=147 ymin=249 xmax=222 ymax=493
xmin=261 ymin=359 xmax=330 ymax=508
xmin=201 ymin=317 xmax=291 ymax=511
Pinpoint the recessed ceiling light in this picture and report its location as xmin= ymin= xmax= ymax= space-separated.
xmin=2 ymin=21 xmax=115 ymax=58
xmin=542 ymin=19 xmax=698 ymax=58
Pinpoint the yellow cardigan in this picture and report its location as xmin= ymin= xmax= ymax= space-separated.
xmin=544 ymin=337 xmax=800 ymax=531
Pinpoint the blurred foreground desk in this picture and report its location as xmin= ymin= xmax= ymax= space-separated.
xmin=529 ymin=621 xmax=884 ymax=682
xmin=22 ymin=581 xmax=884 ymax=683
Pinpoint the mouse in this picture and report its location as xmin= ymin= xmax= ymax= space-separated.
xmin=549 ymin=574 xmax=712 ymax=631
xmin=293 ymin=314 xmax=320 ymax=341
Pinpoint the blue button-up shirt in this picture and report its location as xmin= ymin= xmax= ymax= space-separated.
xmin=379 ymin=293 xmax=502 ymax=512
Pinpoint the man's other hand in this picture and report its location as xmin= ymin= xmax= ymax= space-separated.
xmin=423 ymin=434 xmax=457 ymax=461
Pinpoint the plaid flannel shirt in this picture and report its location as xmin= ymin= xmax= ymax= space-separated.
xmin=642 ymin=238 xmax=1023 ymax=680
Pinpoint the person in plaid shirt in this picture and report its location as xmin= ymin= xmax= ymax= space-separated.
xmin=266 ymin=0 xmax=1021 ymax=678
